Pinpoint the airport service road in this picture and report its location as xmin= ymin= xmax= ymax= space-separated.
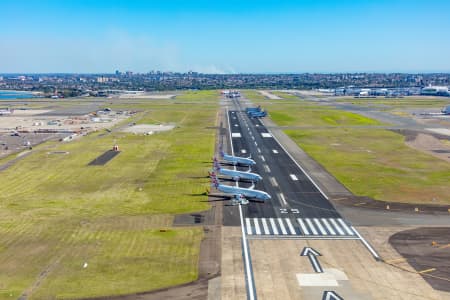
xmin=223 ymin=108 xmax=364 ymax=241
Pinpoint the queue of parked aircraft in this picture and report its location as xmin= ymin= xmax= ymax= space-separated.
xmin=208 ymin=107 xmax=270 ymax=205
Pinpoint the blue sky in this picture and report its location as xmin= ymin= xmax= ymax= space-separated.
xmin=1 ymin=0 xmax=450 ymax=73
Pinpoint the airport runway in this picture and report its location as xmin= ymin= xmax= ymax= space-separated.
xmin=221 ymin=98 xmax=361 ymax=240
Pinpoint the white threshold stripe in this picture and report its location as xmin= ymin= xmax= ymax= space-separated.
xmin=285 ymin=219 xmax=296 ymax=235
xmin=272 ymin=149 xmax=278 ymax=154
xmin=269 ymin=218 xmax=279 ymax=235
xmin=246 ymin=218 xmax=252 ymax=235
xmin=261 ymin=218 xmax=270 ymax=234
xmin=329 ymin=218 xmax=345 ymax=235
xmin=313 ymin=218 xmax=328 ymax=235
xmin=253 ymin=218 xmax=261 ymax=235
xmin=337 ymin=218 xmax=355 ymax=235
xmin=305 ymin=218 xmax=319 ymax=235
xmin=322 ymin=219 xmax=336 ymax=235
xmin=297 ymin=218 xmax=310 ymax=235
xmin=277 ymin=218 xmax=288 ymax=235
xmin=290 ymin=174 xmax=298 ymax=181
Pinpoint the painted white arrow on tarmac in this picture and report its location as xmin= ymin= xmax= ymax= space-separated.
xmin=300 ymin=247 xmax=323 ymax=273
xmin=322 ymin=290 xmax=344 ymax=300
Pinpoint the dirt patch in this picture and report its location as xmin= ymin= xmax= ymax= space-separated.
xmin=404 ymin=133 xmax=450 ymax=163
xmin=88 ymin=150 xmax=120 ymax=166
xmin=122 ymin=124 xmax=175 ymax=134
xmin=259 ymin=90 xmax=282 ymax=100
xmin=389 ymin=227 xmax=450 ymax=292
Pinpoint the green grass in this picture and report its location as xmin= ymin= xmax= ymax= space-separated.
xmin=0 ymin=90 xmax=218 ymax=299
xmin=243 ymin=91 xmax=449 ymax=204
xmin=335 ymin=96 xmax=450 ymax=109
xmin=257 ymin=102 xmax=384 ymax=127
xmin=285 ymin=129 xmax=450 ymax=204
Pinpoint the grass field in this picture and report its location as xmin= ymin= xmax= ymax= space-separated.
xmin=248 ymin=99 xmax=385 ymax=127
xmin=335 ymin=96 xmax=450 ymax=109
xmin=285 ymin=128 xmax=450 ymax=204
xmin=0 ymin=90 xmax=218 ymax=299
xmin=243 ymin=92 xmax=449 ymax=204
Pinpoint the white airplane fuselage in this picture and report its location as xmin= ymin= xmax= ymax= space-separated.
xmin=217 ymin=168 xmax=262 ymax=182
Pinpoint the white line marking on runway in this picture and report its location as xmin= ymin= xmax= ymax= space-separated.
xmin=277 ymin=193 xmax=287 ymax=206
xmin=234 ymin=124 xmax=238 ymax=127
xmin=269 ymin=177 xmax=278 ymax=187
xmin=305 ymin=218 xmax=319 ymax=235
xmin=337 ymin=219 xmax=355 ymax=235
xmin=260 ymin=155 xmax=265 ymax=162
xmin=329 ymin=218 xmax=345 ymax=235
xmin=313 ymin=218 xmax=328 ymax=235
xmin=277 ymin=218 xmax=288 ymax=235
xmin=322 ymin=219 xmax=336 ymax=235
xmin=261 ymin=133 xmax=272 ymax=138
xmin=257 ymin=148 xmax=261 ymax=153
xmin=254 ymin=141 xmax=258 ymax=146
xmin=252 ymin=136 xmax=255 ymax=140
xmin=285 ymin=219 xmax=296 ymax=235
xmin=241 ymin=149 xmax=247 ymax=154
xmin=269 ymin=218 xmax=279 ymax=235
xmin=256 ymin=124 xmax=259 ymax=127
xmin=263 ymin=164 xmax=271 ymax=173
xmin=261 ymin=218 xmax=270 ymax=234
xmin=297 ymin=219 xmax=310 ymax=235
xmin=290 ymin=174 xmax=298 ymax=181
xmin=253 ymin=218 xmax=261 ymax=235
xmin=231 ymin=133 xmax=241 ymax=138
xmin=245 ymin=218 xmax=252 ymax=235
xmin=272 ymin=149 xmax=278 ymax=154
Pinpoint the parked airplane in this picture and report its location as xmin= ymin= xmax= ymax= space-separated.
xmin=212 ymin=160 xmax=262 ymax=182
xmin=210 ymin=173 xmax=271 ymax=204
xmin=218 ymin=150 xmax=256 ymax=166
xmin=0 ymin=108 xmax=14 ymax=116
xmin=248 ymin=110 xmax=267 ymax=118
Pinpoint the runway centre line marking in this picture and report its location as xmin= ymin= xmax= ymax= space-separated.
xmin=260 ymin=155 xmax=265 ymax=162
xmin=285 ymin=219 xmax=296 ymax=235
xmin=321 ymin=219 xmax=336 ymax=235
xmin=305 ymin=218 xmax=319 ymax=235
xmin=246 ymin=218 xmax=252 ymax=235
xmin=337 ymin=218 xmax=355 ymax=235
xmin=263 ymin=164 xmax=271 ymax=173
xmin=297 ymin=218 xmax=310 ymax=235
xmin=253 ymin=218 xmax=261 ymax=235
xmin=254 ymin=141 xmax=258 ymax=146
xmin=277 ymin=218 xmax=288 ymax=235
xmin=277 ymin=192 xmax=288 ymax=206
xmin=272 ymin=149 xmax=278 ymax=154
xmin=269 ymin=218 xmax=279 ymax=235
xmin=313 ymin=218 xmax=328 ymax=235
xmin=261 ymin=218 xmax=270 ymax=235
xmin=290 ymin=174 xmax=298 ymax=181
xmin=261 ymin=119 xmax=329 ymax=200
xmin=257 ymin=148 xmax=261 ymax=153
xmin=269 ymin=177 xmax=278 ymax=187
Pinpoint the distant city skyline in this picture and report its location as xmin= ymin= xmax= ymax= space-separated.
xmin=1 ymin=0 xmax=450 ymax=73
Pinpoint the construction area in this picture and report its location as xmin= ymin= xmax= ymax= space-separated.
xmin=0 ymin=108 xmax=132 ymax=159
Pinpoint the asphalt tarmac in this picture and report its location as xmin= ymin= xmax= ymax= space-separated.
xmin=222 ymin=98 xmax=345 ymax=233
